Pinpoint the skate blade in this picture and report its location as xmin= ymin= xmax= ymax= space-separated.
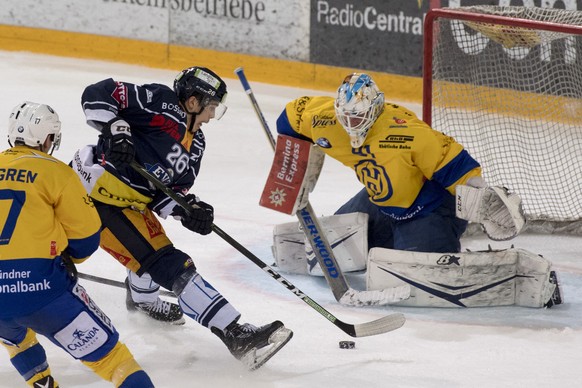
xmin=170 ymin=317 xmax=186 ymax=325
xmin=241 ymin=327 xmax=293 ymax=371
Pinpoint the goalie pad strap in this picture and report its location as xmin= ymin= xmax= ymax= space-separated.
xmin=366 ymin=247 xmax=555 ymax=308
xmin=260 ymin=135 xmax=324 ymax=215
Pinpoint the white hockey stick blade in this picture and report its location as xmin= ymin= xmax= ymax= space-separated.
xmin=339 ymin=285 xmax=411 ymax=307
xmin=352 ymin=313 xmax=406 ymax=337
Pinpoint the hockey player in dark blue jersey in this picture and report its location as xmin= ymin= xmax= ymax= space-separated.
xmin=72 ymin=67 xmax=292 ymax=370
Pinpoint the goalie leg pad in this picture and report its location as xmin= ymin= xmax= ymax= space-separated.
xmin=367 ymin=247 xmax=556 ymax=308
xmin=272 ymin=213 xmax=368 ymax=276
xmin=305 ymin=212 xmax=368 ymax=276
xmin=515 ymin=249 xmax=558 ymax=308
xmin=272 ymin=221 xmax=308 ymax=275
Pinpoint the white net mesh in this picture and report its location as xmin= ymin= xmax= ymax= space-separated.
xmin=427 ymin=6 xmax=582 ymax=234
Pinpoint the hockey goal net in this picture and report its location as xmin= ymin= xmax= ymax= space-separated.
xmin=424 ymin=6 xmax=582 ymax=234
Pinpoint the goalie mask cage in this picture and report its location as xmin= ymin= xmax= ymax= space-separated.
xmin=423 ymin=6 xmax=582 ymax=234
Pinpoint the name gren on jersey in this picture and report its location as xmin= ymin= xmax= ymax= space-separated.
xmin=0 ymin=168 xmax=37 ymax=183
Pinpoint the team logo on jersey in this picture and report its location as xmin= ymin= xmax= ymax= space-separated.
xmin=315 ymin=137 xmax=331 ymax=148
xmin=144 ymin=163 xmax=171 ymax=185
xmin=268 ymin=187 xmax=287 ymax=207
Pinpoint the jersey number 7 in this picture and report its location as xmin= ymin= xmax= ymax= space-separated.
xmin=0 ymin=189 xmax=25 ymax=245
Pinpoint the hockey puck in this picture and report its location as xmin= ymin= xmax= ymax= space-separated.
xmin=339 ymin=341 xmax=356 ymax=349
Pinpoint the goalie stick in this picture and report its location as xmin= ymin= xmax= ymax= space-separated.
xmin=235 ymin=67 xmax=410 ymax=307
xmin=130 ymin=161 xmax=405 ymax=337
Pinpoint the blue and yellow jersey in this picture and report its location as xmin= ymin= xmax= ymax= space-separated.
xmin=276 ymin=96 xmax=481 ymax=220
xmin=0 ymin=146 xmax=101 ymax=318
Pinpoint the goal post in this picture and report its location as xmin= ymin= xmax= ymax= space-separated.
xmin=423 ymin=5 xmax=582 ymax=234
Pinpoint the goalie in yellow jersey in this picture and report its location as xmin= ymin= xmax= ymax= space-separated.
xmin=0 ymin=102 xmax=154 ymax=387
xmin=276 ymin=73 xmax=525 ymax=252
xmin=271 ymin=74 xmax=562 ymax=309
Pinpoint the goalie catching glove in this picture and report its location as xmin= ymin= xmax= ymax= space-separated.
xmin=456 ymin=181 xmax=525 ymax=241
xmin=172 ymin=194 xmax=214 ymax=235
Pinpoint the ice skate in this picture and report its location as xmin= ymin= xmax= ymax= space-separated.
xmin=544 ymin=271 xmax=563 ymax=308
xmin=212 ymin=320 xmax=293 ymax=370
xmin=125 ymin=278 xmax=185 ymax=325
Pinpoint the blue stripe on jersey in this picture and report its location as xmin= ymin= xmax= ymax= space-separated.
xmin=432 ymin=150 xmax=480 ymax=188
xmin=66 ymin=231 xmax=101 ymax=260
xmin=276 ymin=110 xmax=312 ymax=142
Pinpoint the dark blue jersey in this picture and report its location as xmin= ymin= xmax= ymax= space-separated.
xmin=80 ymin=78 xmax=204 ymax=215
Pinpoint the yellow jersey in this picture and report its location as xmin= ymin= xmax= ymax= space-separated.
xmin=277 ymin=96 xmax=482 ymax=220
xmin=0 ymin=146 xmax=101 ymax=317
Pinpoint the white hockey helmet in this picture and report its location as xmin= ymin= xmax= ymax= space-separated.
xmin=8 ymin=101 xmax=62 ymax=153
xmin=334 ymin=73 xmax=384 ymax=148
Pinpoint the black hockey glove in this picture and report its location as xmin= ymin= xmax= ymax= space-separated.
xmin=61 ymin=250 xmax=78 ymax=281
xmin=101 ymin=118 xmax=135 ymax=166
xmin=172 ymin=194 xmax=214 ymax=235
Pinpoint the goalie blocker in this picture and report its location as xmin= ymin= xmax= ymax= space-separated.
xmin=260 ymin=134 xmax=324 ymax=215
xmin=367 ymin=247 xmax=562 ymax=308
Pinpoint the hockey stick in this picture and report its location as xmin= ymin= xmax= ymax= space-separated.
xmin=78 ymin=272 xmax=176 ymax=298
xmin=129 ymin=161 xmax=404 ymax=337
xmin=235 ymin=67 xmax=410 ymax=307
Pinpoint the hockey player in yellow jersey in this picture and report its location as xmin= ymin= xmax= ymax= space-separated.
xmin=276 ymin=73 xmax=525 ymax=253
xmin=0 ymin=102 xmax=154 ymax=387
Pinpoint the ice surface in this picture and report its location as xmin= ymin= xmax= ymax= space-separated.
xmin=0 ymin=51 xmax=580 ymax=388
